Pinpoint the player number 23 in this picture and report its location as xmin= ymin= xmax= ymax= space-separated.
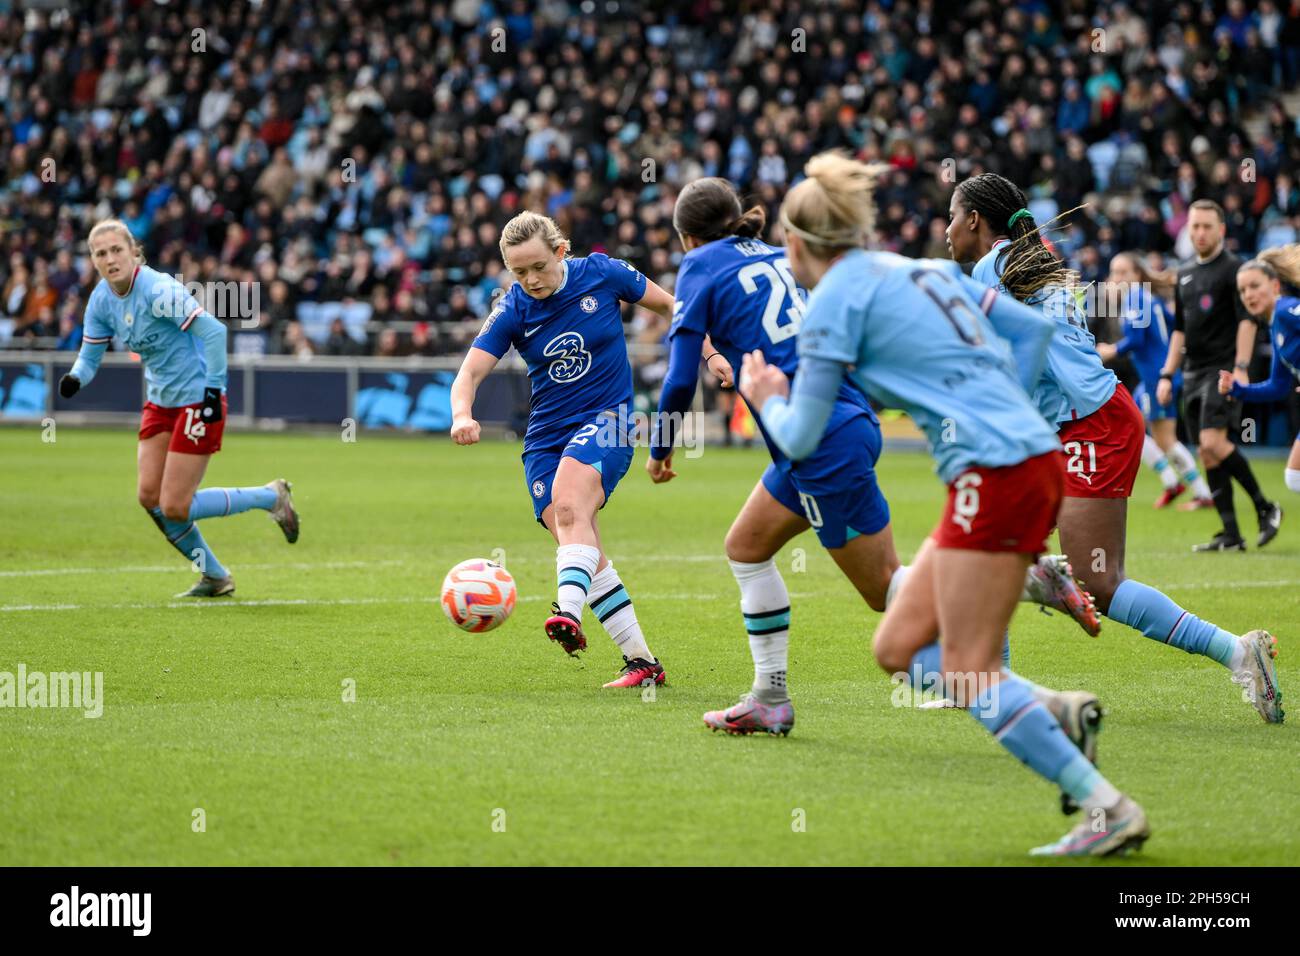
xmin=738 ymin=258 xmax=804 ymax=345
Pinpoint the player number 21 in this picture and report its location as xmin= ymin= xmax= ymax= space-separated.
xmin=1063 ymin=440 xmax=1096 ymax=476
xmin=738 ymin=258 xmax=804 ymax=345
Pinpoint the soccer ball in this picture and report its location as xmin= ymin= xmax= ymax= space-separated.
xmin=440 ymin=559 xmax=517 ymax=632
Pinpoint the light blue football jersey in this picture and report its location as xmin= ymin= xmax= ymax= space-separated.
xmin=82 ymin=265 xmax=220 ymax=407
xmin=472 ymin=254 xmax=645 ymax=452
xmin=797 ymin=250 xmax=1060 ymax=484
xmin=972 ymin=239 xmax=1116 ymax=426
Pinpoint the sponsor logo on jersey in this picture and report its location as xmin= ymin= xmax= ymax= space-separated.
xmin=580 ymin=295 xmax=598 ymax=313
xmin=1200 ymin=294 xmax=1212 ymax=311
xmin=124 ymin=311 xmax=134 ymax=327
xmin=543 ymin=331 xmax=592 ymax=383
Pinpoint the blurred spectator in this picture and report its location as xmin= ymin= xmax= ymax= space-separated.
xmin=0 ymin=0 xmax=1297 ymax=365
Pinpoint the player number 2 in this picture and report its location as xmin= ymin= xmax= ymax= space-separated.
xmin=1063 ymin=440 xmax=1097 ymax=476
xmin=738 ymin=259 xmax=804 ymax=345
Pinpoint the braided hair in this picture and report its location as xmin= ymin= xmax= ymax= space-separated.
xmin=954 ymin=173 xmax=1077 ymax=304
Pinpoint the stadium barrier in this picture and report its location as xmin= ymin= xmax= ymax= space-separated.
xmin=0 ymin=352 xmax=530 ymax=433
xmin=0 ymin=344 xmax=701 ymax=437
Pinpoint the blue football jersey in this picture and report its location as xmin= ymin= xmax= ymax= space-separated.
xmin=973 ymin=239 xmax=1116 ymax=426
xmin=1233 ymin=296 xmax=1300 ymax=404
xmin=670 ymin=235 xmax=876 ymax=465
xmin=472 ymin=254 xmax=646 ymax=452
xmin=1114 ymin=284 xmax=1175 ymax=391
xmin=798 ymin=250 xmax=1060 ymax=484
xmin=82 ymin=265 xmax=216 ymax=407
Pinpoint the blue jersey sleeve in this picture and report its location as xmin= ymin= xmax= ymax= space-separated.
xmin=471 ymin=296 xmax=522 ymax=358
xmin=591 ymin=252 xmax=648 ymax=303
xmin=758 ymin=354 xmax=843 ymax=461
xmin=149 ymin=270 xmax=206 ymax=331
xmin=796 ymin=286 xmax=862 ymax=365
xmin=669 ymin=254 xmax=711 ymax=338
xmin=69 ymin=291 xmax=113 ymax=387
xmin=960 ymin=275 xmax=1053 ymax=395
xmin=1113 ymin=298 xmax=1147 ymax=357
xmin=190 ymin=313 xmax=228 ymax=390
xmin=651 ymin=327 xmax=705 ymax=460
xmin=1231 ymin=301 xmax=1298 ymax=403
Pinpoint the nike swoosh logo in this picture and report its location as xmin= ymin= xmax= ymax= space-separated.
xmin=1180 ymin=276 xmax=1193 ymax=284
xmin=523 ymin=325 xmax=542 ymax=337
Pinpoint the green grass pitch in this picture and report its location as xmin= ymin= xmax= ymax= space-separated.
xmin=0 ymin=426 xmax=1295 ymax=866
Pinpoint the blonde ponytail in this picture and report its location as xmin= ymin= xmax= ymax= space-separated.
xmin=779 ymin=151 xmax=888 ymax=257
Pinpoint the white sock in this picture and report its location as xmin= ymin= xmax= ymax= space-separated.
xmin=586 ymin=561 xmax=652 ymax=661
xmin=885 ymin=563 xmax=910 ymax=607
xmin=1081 ymin=779 xmax=1123 ymax=812
xmin=555 ymin=544 xmax=600 ymax=619
xmin=1285 ymin=468 xmax=1300 ymax=495
xmin=730 ymin=558 xmax=790 ymax=704
xmin=1168 ymin=442 xmax=1210 ymax=498
xmin=1144 ymin=435 xmax=1179 ymax=489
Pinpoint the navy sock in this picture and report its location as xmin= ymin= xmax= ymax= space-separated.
xmin=1207 ymin=465 xmax=1239 ymax=537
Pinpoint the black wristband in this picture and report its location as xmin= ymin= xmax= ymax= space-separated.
xmin=1158 ymin=373 xmax=1173 ymax=381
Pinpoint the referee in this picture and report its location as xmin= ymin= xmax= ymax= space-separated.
xmin=1157 ymin=199 xmax=1282 ymax=550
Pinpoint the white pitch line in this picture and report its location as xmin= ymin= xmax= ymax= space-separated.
xmin=0 ymin=555 xmax=732 ymax=579
xmin=0 ymin=559 xmax=408 ymax=578
xmin=0 ymin=591 xmax=823 ymax=614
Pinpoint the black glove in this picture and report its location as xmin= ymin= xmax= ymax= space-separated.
xmin=201 ymin=387 xmax=224 ymax=423
xmin=59 ymin=374 xmax=80 ymax=399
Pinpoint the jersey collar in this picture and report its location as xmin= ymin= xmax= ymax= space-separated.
xmin=109 ymin=265 xmax=140 ymax=299
xmin=991 ymin=238 xmax=1011 ymax=251
xmin=554 ymin=259 xmax=570 ymax=294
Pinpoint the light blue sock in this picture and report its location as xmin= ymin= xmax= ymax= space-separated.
xmin=968 ymin=671 xmax=1101 ymax=801
xmin=189 ymin=486 xmax=277 ymax=520
xmin=149 ymin=507 xmax=228 ymax=579
xmin=907 ymin=641 xmax=943 ymax=695
xmin=1001 ymin=631 xmax=1011 ymax=667
xmin=1107 ymin=579 xmax=1237 ymax=667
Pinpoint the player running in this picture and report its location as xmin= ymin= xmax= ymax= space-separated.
xmin=451 ymin=211 xmax=672 ymax=688
xmin=649 ymin=177 xmax=1097 ymax=737
xmin=742 ymin=152 xmax=1148 ymax=856
xmin=59 ymin=220 xmax=299 ymax=597
xmin=1097 ymin=252 xmax=1213 ymax=510
xmin=947 ymin=175 xmax=1282 ymax=724
xmin=1221 ymin=246 xmax=1300 ymax=516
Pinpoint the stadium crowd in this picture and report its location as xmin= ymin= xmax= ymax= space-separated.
xmin=2 ymin=0 xmax=1299 ymax=369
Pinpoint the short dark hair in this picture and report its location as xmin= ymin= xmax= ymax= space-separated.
xmin=1188 ymin=198 xmax=1226 ymax=223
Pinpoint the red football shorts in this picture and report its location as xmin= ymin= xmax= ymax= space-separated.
xmin=933 ymin=451 xmax=1064 ymax=553
xmin=139 ymin=396 xmax=227 ymax=455
xmin=1055 ymin=384 xmax=1144 ymax=498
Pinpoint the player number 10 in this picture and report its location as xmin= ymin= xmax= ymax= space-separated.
xmin=1063 ymin=440 xmax=1097 ymax=476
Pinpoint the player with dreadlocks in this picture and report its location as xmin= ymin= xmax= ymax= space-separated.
xmin=946 ymin=174 xmax=1282 ymax=725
